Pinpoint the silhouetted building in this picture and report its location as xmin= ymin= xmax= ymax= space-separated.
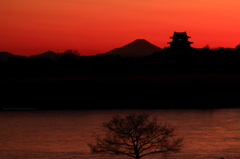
xmin=167 ymin=32 xmax=193 ymax=48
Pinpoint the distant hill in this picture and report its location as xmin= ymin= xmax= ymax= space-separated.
xmin=29 ymin=51 xmax=64 ymax=60
xmin=0 ymin=52 xmax=27 ymax=61
xmin=105 ymin=39 xmax=161 ymax=57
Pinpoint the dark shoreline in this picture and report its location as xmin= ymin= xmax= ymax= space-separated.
xmin=2 ymin=48 xmax=240 ymax=110
xmin=1 ymin=73 xmax=240 ymax=110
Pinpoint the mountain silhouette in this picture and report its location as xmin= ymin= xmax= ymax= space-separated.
xmin=29 ymin=51 xmax=63 ymax=60
xmin=105 ymin=39 xmax=161 ymax=57
xmin=0 ymin=52 xmax=27 ymax=61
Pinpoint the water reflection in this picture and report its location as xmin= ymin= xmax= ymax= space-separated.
xmin=0 ymin=109 xmax=240 ymax=159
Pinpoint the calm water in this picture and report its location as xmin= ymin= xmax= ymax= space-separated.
xmin=1 ymin=109 xmax=240 ymax=159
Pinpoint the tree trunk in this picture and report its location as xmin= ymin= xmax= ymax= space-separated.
xmin=134 ymin=146 xmax=140 ymax=159
xmin=135 ymin=154 xmax=140 ymax=159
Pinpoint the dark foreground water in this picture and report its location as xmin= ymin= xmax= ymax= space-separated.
xmin=1 ymin=109 xmax=240 ymax=159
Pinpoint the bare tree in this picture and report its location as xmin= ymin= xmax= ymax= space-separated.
xmin=88 ymin=114 xmax=183 ymax=159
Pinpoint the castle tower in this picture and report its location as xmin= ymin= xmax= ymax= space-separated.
xmin=167 ymin=32 xmax=193 ymax=48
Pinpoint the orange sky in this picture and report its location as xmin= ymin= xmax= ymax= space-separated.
xmin=1 ymin=0 xmax=240 ymax=56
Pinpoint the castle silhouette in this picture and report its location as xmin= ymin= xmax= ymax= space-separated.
xmin=167 ymin=31 xmax=193 ymax=49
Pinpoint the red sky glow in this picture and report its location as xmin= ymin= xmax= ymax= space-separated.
xmin=1 ymin=0 xmax=240 ymax=56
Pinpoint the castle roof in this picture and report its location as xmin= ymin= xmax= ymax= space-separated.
xmin=170 ymin=31 xmax=191 ymax=39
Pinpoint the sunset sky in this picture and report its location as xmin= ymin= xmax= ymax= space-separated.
xmin=1 ymin=0 xmax=240 ymax=56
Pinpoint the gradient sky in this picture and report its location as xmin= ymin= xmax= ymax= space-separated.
xmin=1 ymin=0 xmax=240 ymax=56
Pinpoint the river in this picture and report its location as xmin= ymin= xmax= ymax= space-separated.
xmin=1 ymin=109 xmax=240 ymax=159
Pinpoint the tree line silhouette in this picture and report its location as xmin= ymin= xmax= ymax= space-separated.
xmin=2 ymin=46 xmax=240 ymax=79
